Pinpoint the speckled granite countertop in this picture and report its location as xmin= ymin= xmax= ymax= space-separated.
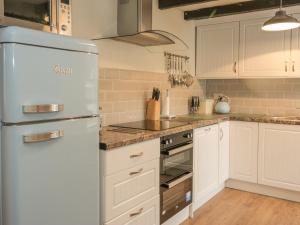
xmin=99 ymin=114 xmax=300 ymax=150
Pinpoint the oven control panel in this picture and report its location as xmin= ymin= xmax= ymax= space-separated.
xmin=160 ymin=130 xmax=193 ymax=150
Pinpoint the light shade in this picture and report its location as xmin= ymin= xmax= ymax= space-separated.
xmin=262 ymin=10 xmax=300 ymax=31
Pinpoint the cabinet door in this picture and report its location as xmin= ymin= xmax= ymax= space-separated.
xmin=219 ymin=122 xmax=230 ymax=184
xmin=239 ymin=18 xmax=291 ymax=78
xmin=291 ymin=14 xmax=300 ymax=77
xmin=258 ymin=123 xmax=300 ymax=192
xmin=230 ymin=121 xmax=258 ymax=183
xmin=196 ymin=22 xmax=239 ymax=79
xmin=194 ymin=125 xmax=219 ymax=203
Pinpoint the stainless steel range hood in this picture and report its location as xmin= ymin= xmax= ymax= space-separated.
xmin=94 ymin=0 xmax=188 ymax=49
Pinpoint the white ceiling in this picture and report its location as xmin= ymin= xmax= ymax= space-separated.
xmin=178 ymin=0 xmax=254 ymax=11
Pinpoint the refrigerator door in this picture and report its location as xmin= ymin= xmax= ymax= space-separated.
xmin=2 ymin=117 xmax=99 ymax=225
xmin=0 ymin=43 xmax=98 ymax=123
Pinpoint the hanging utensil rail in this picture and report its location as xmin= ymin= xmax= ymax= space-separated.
xmin=164 ymin=52 xmax=194 ymax=88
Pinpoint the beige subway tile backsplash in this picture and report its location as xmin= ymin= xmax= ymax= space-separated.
xmin=99 ymin=68 xmax=300 ymax=126
xmin=99 ymin=68 xmax=206 ymax=126
xmin=207 ymin=79 xmax=300 ymax=116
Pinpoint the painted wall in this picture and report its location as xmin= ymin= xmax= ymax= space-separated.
xmin=72 ymin=0 xmax=195 ymax=74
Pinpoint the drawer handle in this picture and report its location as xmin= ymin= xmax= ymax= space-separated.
xmin=129 ymin=208 xmax=143 ymax=217
xmin=23 ymin=130 xmax=64 ymax=143
xmin=130 ymin=152 xmax=143 ymax=158
xmin=23 ymin=104 xmax=64 ymax=114
xmin=129 ymin=168 xmax=143 ymax=176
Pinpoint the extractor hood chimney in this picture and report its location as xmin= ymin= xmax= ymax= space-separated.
xmin=95 ymin=0 xmax=188 ymax=48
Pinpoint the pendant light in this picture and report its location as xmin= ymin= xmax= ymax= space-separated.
xmin=262 ymin=0 xmax=300 ymax=31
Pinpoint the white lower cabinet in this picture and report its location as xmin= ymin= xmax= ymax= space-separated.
xmin=230 ymin=121 xmax=259 ymax=183
xmin=219 ymin=122 xmax=230 ymax=184
xmin=100 ymin=139 xmax=160 ymax=225
xmin=104 ymin=159 xmax=159 ymax=221
xmin=258 ymin=123 xmax=300 ymax=192
xmin=194 ymin=124 xmax=220 ymax=208
xmin=105 ymin=196 xmax=159 ymax=225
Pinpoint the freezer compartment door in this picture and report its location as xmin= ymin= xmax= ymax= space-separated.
xmin=2 ymin=117 xmax=99 ymax=225
xmin=1 ymin=43 xmax=98 ymax=123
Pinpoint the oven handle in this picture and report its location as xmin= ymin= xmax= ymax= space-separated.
xmin=163 ymin=172 xmax=193 ymax=189
xmin=163 ymin=143 xmax=193 ymax=156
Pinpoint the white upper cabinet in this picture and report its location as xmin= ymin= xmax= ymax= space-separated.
xmin=258 ymin=123 xmax=300 ymax=192
xmin=196 ymin=22 xmax=239 ymax=79
xmin=239 ymin=18 xmax=291 ymax=78
xmin=230 ymin=121 xmax=259 ymax=183
xmin=291 ymin=14 xmax=300 ymax=77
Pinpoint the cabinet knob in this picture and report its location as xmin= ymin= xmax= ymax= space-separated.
xmin=293 ymin=61 xmax=295 ymax=72
xmin=220 ymin=128 xmax=224 ymax=140
xmin=285 ymin=61 xmax=288 ymax=72
xmin=233 ymin=62 xmax=237 ymax=73
xmin=205 ymin=127 xmax=211 ymax=132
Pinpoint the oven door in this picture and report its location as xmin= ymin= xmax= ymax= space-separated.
xmin=0 ymin=0 xmax=57 ymax=33
xmin=160 ymin=143 xmax=193 ymax=187
xmin=160 ymin=144 xmax=193 ymax=224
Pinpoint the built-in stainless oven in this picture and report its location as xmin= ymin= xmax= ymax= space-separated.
xmin=160 ymin=130 xmax=193 ymax=224
xmin=0 ymin=0 xmax=71 ymax=35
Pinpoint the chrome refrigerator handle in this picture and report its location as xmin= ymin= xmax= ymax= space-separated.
xmin=23 ymin=104 xmax=64 ymax=114
xmin=23 ymin=130 xmax=64 ymax=143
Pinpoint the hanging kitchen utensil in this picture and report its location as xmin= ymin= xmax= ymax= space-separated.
xmin=164 ymin=52 xmax=194 ymax=88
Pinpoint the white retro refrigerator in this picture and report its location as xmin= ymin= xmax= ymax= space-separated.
xmin=0 ymin=27 xmax=100 ymax=225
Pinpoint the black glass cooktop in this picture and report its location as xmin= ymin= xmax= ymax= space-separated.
xmin=110 ymin=120 xmax=189 ymax=131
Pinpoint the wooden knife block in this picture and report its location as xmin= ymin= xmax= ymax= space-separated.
xmin=146 ymin=99 xmax=160 ymax=121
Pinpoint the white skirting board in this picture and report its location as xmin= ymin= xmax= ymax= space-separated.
xmin=226 ymin=179 xmax=300 ymax=203
xmin=193 ymin=183 xmax=225 ymax=211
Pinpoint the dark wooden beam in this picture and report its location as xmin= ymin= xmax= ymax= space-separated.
xmin=184 ymin=0 xmax=300 ymax=20
xmin=159 ymin=0 xmax=215 ymax=10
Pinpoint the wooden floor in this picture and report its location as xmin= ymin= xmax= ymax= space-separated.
xmin=182 ymin=188 xmax=300 ymax=225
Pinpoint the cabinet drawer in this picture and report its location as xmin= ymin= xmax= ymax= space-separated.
xmin=105 ymin=196 xmax=159 ymax=225
xmin=101 ymin=139 xmax=160 ymax=175
xmin=103 ymin=159 xmax=159 ymax=222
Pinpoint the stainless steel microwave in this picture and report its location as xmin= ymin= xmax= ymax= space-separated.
xmin=0 ymin=0 xmax=71 ymax=35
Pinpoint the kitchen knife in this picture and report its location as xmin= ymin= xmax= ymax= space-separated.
xmin=156 ymin=89 xmax=160 ymax=101
xmin=152 ymin=88 xmax=155 ymax=100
